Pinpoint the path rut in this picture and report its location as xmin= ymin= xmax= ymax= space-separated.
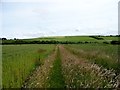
xmin=22 ymin=46 xmax=58 ymax=88
xmin=59 ymin=45 xmax=119 ymax=88
xmin=22 ymin=45 xmax=120 ymax=88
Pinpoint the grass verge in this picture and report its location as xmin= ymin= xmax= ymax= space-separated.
xmin=2 ymin=44 xmax=55 ymax=88
xmin=65 ymin=44 xmax=119 ymax=71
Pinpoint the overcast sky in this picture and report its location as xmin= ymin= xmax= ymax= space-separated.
xmin=1 ymin=0 xmax=119 ymax=39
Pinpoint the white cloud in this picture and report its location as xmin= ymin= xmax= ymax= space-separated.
xmin=23 ymin=32 xmax=45 ymax=37
xmin=0 ymin=2 xmax=2 ymax=36
xmin=1 ymin=0 xmax=119 ymax=38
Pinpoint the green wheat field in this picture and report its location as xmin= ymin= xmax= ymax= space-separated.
xmin=1 ymin=36 xmax=120 ymax=88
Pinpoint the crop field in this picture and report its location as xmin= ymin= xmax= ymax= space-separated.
xmin=25 ymin=36 xmax=119 ymax=42
xmin=65 ymin=44 xmax=119 ymax=71
xmin=28 ymin=36 xmax=98 ymax=42
xmin=2 ymin=44 xmax=55 ymax=88
xmin=2 ymin=36 xmax=120 ymax=88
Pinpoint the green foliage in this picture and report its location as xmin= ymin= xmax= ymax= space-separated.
xmin=2 ymin=35 xmax=119 ymax=88
xmin=65 ymin=44 xmax=119 ymax=71
xmin=30 ymin=36 xmax=119 ymax=42
xmin=2 ymin=44 xmax=55 ymax=88
xmin=2 ymin=36 xmax=119 ymax=45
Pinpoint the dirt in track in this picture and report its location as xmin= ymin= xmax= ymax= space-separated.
xmin=22 ymin=46 xmax=58 ymax=88
xmin=59 ymin=45 xmax=119 ymax=88
xmin=22 ymin=45 xmax=120 ymax=88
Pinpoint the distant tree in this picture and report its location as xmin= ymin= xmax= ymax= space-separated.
xmin=14 ymin=38 xmax=17 ymax=40
xmin=111 ymin=40 xmax=120 ymax=45
xmin=116 ymin=35 xmax=120 ymax=37
xmin=2 ymin=38 xmax=7 ymax=40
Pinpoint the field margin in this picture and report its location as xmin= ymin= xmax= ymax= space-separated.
xmin=0 ymin=44 xmax=2 ymax=89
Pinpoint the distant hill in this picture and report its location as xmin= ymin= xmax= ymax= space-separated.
xmin=1 ymin=35 xmax=120 ymax=45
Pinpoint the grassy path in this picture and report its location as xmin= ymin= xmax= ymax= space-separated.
xmin=22 ymin=45 xmax=120 ymax=88
xmin=22 ymin=46 xmax=58 ymax=88
xmin=47 ymin=47 xmax=65 ymax=88
xmin=59 ymin=45 xmax=119 ymax=88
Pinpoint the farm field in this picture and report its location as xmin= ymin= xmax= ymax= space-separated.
xmin=2 ymin=36 xmax=120 ymax=88
xmin=2 ymin=44 xmax=55 ymax=88
xmin=65 ymin=44 xmax=119 ymax=71
xmin=1 ymin=36 xmax=120 ymax=45
xmin=26 ymin=36 xmax=98 ymax=42
xmin=2 ymin=0 xmax=120 ymax=88
xmin=24 ymin=36 xmax=119 ymax=42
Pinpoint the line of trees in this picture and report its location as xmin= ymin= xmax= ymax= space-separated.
xmin=1 ymin=39 xmax=120 ymax=45
xmin=89 ymin=36 xmax=104 ymax=40
xmin=1 ymin=40 xmax=99 ymax=45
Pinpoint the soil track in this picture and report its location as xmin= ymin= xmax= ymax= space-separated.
xmin=59 ymin=45 xmax=119 ymax=88
xmin=22 ymin=45 xmax=120 ymax=88
xmin=22 ymin=45 xmax=58 ymax=88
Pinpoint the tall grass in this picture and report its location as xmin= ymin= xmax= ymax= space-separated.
xmin=65 ymin=44 xmax=119 ymax=71
xmin=59 ymin=45 xmax=119 ymax=88
xmin=2 ymin=44 xmax=55 ymax=88
xmin=0 ymin=45 xmax=2 ymax=89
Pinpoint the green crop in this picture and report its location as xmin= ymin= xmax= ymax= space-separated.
xmin=2 ymin=44 xmax=55 ymax=88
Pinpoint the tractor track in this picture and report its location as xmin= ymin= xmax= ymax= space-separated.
xmin=59 ymin=45 xmax=120 ymax=88
xmin=22 ymin=45 xmax=58 ymax=88
xmin=22 ymin=45 xmax=120 ymax=88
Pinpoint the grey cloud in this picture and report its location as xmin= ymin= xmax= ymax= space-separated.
xmin=75 ymin=29 xmax=80 ymax=32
